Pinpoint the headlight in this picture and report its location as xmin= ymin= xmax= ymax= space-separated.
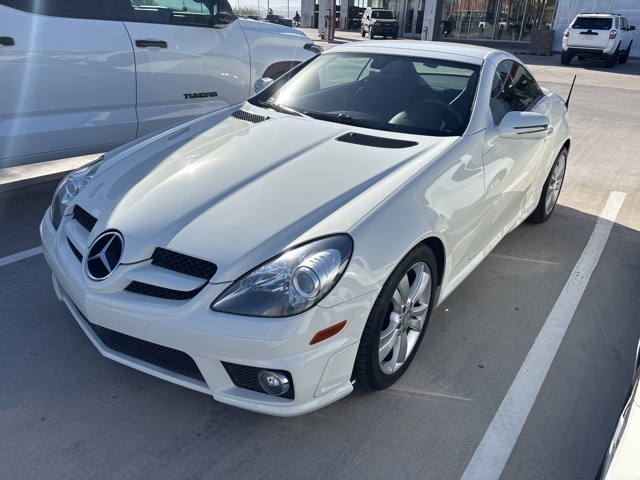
xmin=211 ymin=235 xmax=353 ymax=317
xmin=50 ymin=156 xmax=104 ymax=230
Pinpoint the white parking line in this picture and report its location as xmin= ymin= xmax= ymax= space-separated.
xmin=461 ymin=191 xmax=627 ymax=480
xmin=0 ymin=247 xmax=43 ymax=267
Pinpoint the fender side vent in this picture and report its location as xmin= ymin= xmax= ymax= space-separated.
xmin=336 ymin=132 xmax=418 ymax=149
xmin=232 ymin=110 xmax=270 ymax=123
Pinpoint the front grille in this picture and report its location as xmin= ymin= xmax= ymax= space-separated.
xmin=222 ymin=362 xmax=295 ymax=400
xmin=125 ymin=281 xmax=204 ymax=301
xmin=67 ymin=237 xmax=83 ymax=261
xmin=75 ymin=308 xmax=205 ymax=383
xmin=73 ymin=205 xmax=98 ymax=232
xmin=152 ymin=248 xmax=217 ymax=280
xmin=231 ymin=110 xmax=270 ymax=124
xmin=336 ymin=132 xmax=418 ymax=149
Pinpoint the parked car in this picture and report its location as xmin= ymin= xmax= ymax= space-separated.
xmin=266 ymin=14 xmax=293 ymax=27
xmin=361 ymin=8 xmax=399 ymax=39
xmin=562 ymin=13 xmax=635 ymax=68
xmin=0 ymin=0 xmax=319 ymax=168
xmin=599 ymin=341 xmax=640 ymax=479
xmin=41 ymin=42 xmax=570 ymax=416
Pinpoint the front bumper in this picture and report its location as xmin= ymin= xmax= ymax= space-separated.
xmin=40 ymin=208 xmax=376 ymax=416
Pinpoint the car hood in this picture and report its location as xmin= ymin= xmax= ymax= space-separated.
xmin=77 ymin=107 xmax=456 ymax=282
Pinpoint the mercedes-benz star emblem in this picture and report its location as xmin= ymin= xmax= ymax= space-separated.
xmin=85 ymin=231 xmax=124 ymax=281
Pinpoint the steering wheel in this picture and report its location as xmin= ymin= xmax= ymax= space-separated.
xmin=389 ymin=99 xmax=463 ymax=132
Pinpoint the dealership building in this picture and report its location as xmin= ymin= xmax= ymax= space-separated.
xmin=300 ymin=0 xmax=639 ymax=56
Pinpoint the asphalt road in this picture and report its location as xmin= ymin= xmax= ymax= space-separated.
xmin=1 ymin=54 xmax=640 ymax=480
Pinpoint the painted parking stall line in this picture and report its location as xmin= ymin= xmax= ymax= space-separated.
xmin=0 ymin=247 xmax=43 ymax=267
xmin=461 ymin=191 xmax=627 ymax=480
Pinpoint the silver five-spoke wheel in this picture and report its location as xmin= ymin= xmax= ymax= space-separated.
xmin=545 ymin=151 xmax=566 ymax=216
xmin=355 ymin=245 xmax=437 ymax=390
xmin=379 ymin=262 xmax=431 ymax=375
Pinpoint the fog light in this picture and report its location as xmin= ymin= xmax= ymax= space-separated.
xmin=258 ymin=370 xmax=290 ymax=396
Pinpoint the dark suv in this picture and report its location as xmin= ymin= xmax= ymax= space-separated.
xmin=361 ymin=8 xmax=399 ymax=39
xmin=266 ymin=14 xmax=293 ymax=28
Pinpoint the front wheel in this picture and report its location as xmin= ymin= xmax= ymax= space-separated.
xmin=529 ymin=146 xmax=568 ymax=224
xmin=369 ymin=27 xmax=374 ymax=39
xmin=355 ymin=245 xmax=437 ymax=390
xmin=361 ymin=27 xmax=365 ymax=37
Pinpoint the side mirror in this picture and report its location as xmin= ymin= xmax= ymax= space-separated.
xmin=254 ymin=77 xmax=274 ymax=93
xmin=496 ymin=111 xmax=551 ymax=140
xmin=630 ymin=25 xmax=636 ymax=31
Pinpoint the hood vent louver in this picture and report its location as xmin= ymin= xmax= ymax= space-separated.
xmin=232 ymin=110 xmax=270 ymax=124
xmin=336 ymin=132 xmax=418 ymax=149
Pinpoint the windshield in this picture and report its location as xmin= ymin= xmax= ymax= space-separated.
xmin=250 ymin=53 xmax=480 ymax=137
xmin=373 ymin=10 xmax=394 ymax=19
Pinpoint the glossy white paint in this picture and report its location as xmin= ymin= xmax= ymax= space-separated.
xmin=0 ymin=7 xmax=315 ymax=168
xmin=40 ymin=42 xmax=571 ymax=415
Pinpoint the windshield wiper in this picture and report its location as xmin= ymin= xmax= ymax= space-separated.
xmin=257 ymin=101 xmax=306 ymax=117
xmin=302 ymin=110 xmax=392 ymax=131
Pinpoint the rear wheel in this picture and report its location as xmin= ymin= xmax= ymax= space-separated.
xmin=560 ymin=51 xmax=573 ymax=65
xmin=529 ymin=146 xmax=568 ymax=224
xmin=619 ymin=41 xmax=632 ymax=64
xmin=605 ymin=46 xmax=618 ymax=68
xmin=361 ymin=27 xmax=365 ymax=37
xmin=355 ymin=245 xmax=437 ymax=390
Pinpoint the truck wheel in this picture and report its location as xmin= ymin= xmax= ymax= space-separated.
xmin=618 ymin=41 xmax=632 ymax=64
xmin=605 ymin=46 xmax=618 ymax=68
xmin=560 ymin=51 xmax=572 ymax=65
xmin=369 ymin=28 xmax=374 ymax=39
xmin=361 ymin=27 xmax=365 ymax=37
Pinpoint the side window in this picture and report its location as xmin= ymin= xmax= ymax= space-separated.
xmin=118 ymin=0 xmax=226 ymax=26
xmin=622 ymin=18 xmax=628 ymax=30
xmin=1 ymin=0 xmax=105 ymax=19
xmin=490 ymin=60 xmax=544 ymax=125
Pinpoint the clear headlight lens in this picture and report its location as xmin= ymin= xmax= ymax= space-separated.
xmin=211 ymin=235 xmax=353 ymax=317
xmin=50 ymin=156 xmax=104 ymax=230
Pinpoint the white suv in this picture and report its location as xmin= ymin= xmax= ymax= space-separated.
xmin=0 ymin=0 xmax=320 ymax=168
xmin=562 ymin=13 xmax=635 ymax=68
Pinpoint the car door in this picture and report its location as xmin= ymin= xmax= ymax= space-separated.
xmin=115 ymin=0 xmax=251 ymax=137
xmin=479 ymin=59 xmax=547 ymax=248
xmin=0 ymin=0 xmax=137 ymax=167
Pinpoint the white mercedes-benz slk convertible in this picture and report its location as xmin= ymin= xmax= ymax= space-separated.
xmin=40 ymin=42 xmax=570 ymax=416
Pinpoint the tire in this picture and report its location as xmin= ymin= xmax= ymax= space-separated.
xmin=355 ymin=244 xmax=437 ymax=390
xmin=369 ymin=27 xmax=374 ymax=39
xmin=361 ymin=27 xmax=365 ymax=37
xmin=605 ymin=46 xmax=618 ymax=68
xmin=392 ymin=34 xmax=398 ymax=39
xmin=560 ymin=51 xmax=572 ymax=65
xmin=578 ymin=56 xmax=585 ymax=61
xmin=619 ymin=41 xmax=632 ymax=64
xmin=529 ymin=146 xmax=568 ymax=224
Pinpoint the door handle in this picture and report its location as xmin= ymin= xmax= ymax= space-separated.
xmin=135 ymin=40 xmax=168 ymax=48
xmin=0 ymin=36 xmax=15 ymax=46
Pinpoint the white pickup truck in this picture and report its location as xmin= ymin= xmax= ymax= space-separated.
xmin=562 ymin=13 xmax=636 ymax=68
xmin=0 ymin=0 xmax=320 ymax=167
